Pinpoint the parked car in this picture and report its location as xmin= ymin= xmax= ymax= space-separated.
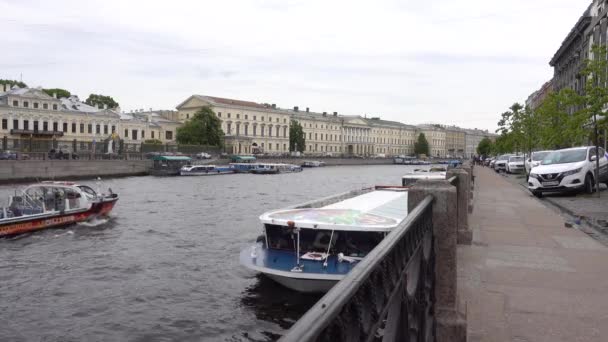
xmin=196 ymin=152 xmax=212 ymax=159
xmin=524 ymin=150 xmax=552 ymax=176
xmin=493 ymin=154 xmax=513 ymax=172
xmin=528 ymin=146 xmax=608 ymax=197
xmin=0 ymin=150 xmax=18 ymax=160
xmin=506 ymin=155 xmax=525 ymax=173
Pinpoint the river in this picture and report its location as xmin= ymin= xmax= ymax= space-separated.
xmin=0 ymin=165 xmax=414 ymax=342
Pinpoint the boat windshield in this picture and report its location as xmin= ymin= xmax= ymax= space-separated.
xmin=541 ymin=149 xmax=587 ymax=165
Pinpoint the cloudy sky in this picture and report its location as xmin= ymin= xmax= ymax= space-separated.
xmin=0 ymin=0 xmax=586 ymax=130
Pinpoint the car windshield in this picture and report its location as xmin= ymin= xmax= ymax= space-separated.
xmin=498 ymin=155 xmax=510 ymax=161
xmin=532 ymin=151 xmax=550 ymax=161
xmin=509 ymin=156 xmax=523 ymax=162
xmin=541 ymin=149 xmax=587 ymax=165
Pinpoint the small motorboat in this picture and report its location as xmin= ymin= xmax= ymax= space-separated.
xmin=250 ymin=163 xmax=303 ymax=174
xmin=402 ymin=167 xmax=447 ymax=186
xmin=0 ymin=181 xmax=118 ymax=237
xmin=240 ymin=186 xmax=408 ymax=292
xmin=301 ymin=160 xmax=326 ymax=168
xmin=229 ymin=163 xmax=258 ymax=173
xmin=180 ymin=164 xmax=234 ymax=176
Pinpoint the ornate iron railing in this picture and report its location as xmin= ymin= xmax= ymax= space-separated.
xmin=280 ymin=195 xmax=435 ymax=342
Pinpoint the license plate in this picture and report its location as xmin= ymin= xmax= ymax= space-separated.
xmin=542 ymin=181 xmax=559 ymax=187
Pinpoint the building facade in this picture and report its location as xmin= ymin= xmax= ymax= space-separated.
xmin=0 ymin=84 xmax=178 ymax=151
xmin=416 ymin=125 xmax=447 ymax=158
xmin=464 ymin=128 xmax=495 ymax=158
xmin=525 ymin=79 xmax=554 ymax=110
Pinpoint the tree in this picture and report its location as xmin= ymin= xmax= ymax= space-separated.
xmin=476 ymin=137 xmax=493 ymax=156
xmin=85 ymin=94 xmax=119 ymax=109
xmin=0 ymin=79 xmax=27 ymax=88
xmin=43 ymin=88 xmax=71 ymax=99
xmin=289 ymin=120 xmax=305 ymax=152
xmin=176 ymin=106 xmax=224 ymax=146
xmin=414 ymin=133 xmax=430 ymax=156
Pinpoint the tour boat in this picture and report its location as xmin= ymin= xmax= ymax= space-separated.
xmin=402 ymin=167 xmax=447 ymax=186
xmin=179 ymin=164 xmax=234 ymax=176
xmin=301 ymin=160 xmax=326 ymax=168
xmin=149 ymin=155 xmax=193 ymax=176
xmin=250 ymin=163 xmax=303 ymax=174
xmin=0 ymin=181 xmax=119 ymax=237
xmin=240 ymin=186 xmax=408 ymax=292
xmin=229 ymin=163 xmax=259 ymax=173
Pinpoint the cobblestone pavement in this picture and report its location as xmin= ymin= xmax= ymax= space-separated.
xmin=459 ymin=166 xmax=608 ymax=342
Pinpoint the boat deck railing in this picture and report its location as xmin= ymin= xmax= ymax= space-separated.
xmin=279 ymin=195 xmax=435 ymax=342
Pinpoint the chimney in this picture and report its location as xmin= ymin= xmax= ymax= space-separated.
xmin=272 ymin=103 xmax=276 ymax=109
xmin=306 ymin=107 xmax=309 ymax=112
xmin=294 ymin=106 xmax=299 ymax=112
xmin=333 ymin=112 xmax=338 ymax=116
xmin=53 ymin=92 xmax=57 ymax=99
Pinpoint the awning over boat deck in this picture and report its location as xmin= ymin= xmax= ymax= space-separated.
xmin=152 ymin=155 xmax=192 ymax=161
xmin=259 ymin=190 xmax=408 ymax=232
xmin=230 ymin=155 xmax=257 ymax=162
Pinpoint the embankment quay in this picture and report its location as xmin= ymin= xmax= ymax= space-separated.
xmin=0 ymin=157 xmax=396 ymax=183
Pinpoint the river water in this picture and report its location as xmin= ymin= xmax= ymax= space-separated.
xmin=0 ymin=165 xmax=414 ymax=342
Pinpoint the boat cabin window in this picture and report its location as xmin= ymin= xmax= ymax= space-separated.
xmin=77 ymin=185 xmax=97 ymax=199
xmin=299 ymin=229 xmax=384 ymax=257
xmin=265 ymin=224 xmax=296 ymax=250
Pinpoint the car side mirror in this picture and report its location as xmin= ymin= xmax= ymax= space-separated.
xmin=591 ymin=155 xmax=597 ymax=162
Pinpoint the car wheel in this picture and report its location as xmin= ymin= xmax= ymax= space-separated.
xmin=533 ymin=191 xmax=543 ymax=198
xmin=584 ymin=174 xmax=594 ymax=194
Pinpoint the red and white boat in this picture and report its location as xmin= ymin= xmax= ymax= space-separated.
xmin=0 ymin=181 xmax=119 ymax=237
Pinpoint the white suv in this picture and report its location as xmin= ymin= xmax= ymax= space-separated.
xmin=528 ymin=146 xmax=608 ymax=197
xmin=493 ymin=154 xmax=513 ymax=172
xmin=524 ymin=150 xmax=552 ymax=176
xmin=506 ymin=155 xmax=525 ymax=173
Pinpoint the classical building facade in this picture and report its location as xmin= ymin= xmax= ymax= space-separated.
xmin=525 ymin=79 xmax=554 ymax=110
xmin=176 ymin=95 xmax=291 ymax=154
xmin=442 ymin=126 xmax=466 ymax=158
xmin=463 ymin=128 xmax=496 ymax=158
xmin=0 ymin=85 xmax=178 ymax=151
xmin=416 ymin=125 xmax=447 ymax=158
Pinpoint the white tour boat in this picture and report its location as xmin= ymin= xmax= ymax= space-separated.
xmin=240 ymin=186 xmax=408 ymax=292
xmin=401 ymin=167 xmax=447 ymax=186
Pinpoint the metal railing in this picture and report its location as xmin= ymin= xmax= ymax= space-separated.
xmin=280 ymin=195 xmax=435 ymax=342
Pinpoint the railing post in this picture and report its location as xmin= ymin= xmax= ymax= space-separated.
xmin=408 ymin=180 xmax=467 ymax=342
xmin=461 ymin=163 xmax=474 ymax=213
xmin=447 ymin=169 xmax=472 ymax=245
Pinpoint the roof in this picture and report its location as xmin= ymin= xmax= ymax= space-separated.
xmin=60 ymin=95 xmax=102 ymax=113
xmin=152 ymin=155 xmax=192 ymax=161
xmin=549 ymin=4 xmax=592 ymax=66
xmin=259 ymin=190 xmax=408 ymax=232
xmin=231 ymin=155 xmax=257 ymax=161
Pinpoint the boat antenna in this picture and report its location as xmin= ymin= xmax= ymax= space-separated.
xmin=323 ymin=230 xmax=334 ymax=268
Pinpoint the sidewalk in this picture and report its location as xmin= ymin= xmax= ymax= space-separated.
xmin=459 ymin=167 xmax=608 ymax=342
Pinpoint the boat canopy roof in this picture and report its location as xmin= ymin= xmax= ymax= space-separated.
xmin=152 ymin=155 xmax=192 ymax=161
xmin=259 ymin=189 xmax=408 ymax=232
xmin=231 ymin=155 xmax=256 ymax=162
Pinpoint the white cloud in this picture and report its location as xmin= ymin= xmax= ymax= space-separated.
xmin=0 ymin=0 xmax=586 ymax=130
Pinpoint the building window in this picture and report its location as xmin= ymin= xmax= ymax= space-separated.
xmin=236 ymin=114 xmax=240 ymax=119
xmin=80 ymin=123 xmax=85 ymax=133
xmin=12 ymin=100 xmax=18 ymax=107
xmin=276 ymin=126 xmax=280 ymax=137
xmin=52 ymin=122 xmax=58 ymax=131
xmin=43 ymin=121 xmax=48 ymax=131
xmin=268 ymin=143 xmax=271 ymax=150
xmin=43 ymin=103 xmax=48 ymax=109
xmin=166 ymin=131 xmax=173 ymax=140
xmin=283 ymin=126 xmax=287 ymax=137
xmin=186 ymin=114 xmax=189 ymax=119
xmin=253 ymin=126 xmax=257 ymax=136
xmin=13 ymin=119 xmax=18 ymax=130
xmin=142 ymin=130 xmax=145 ymax=139
xmin=124 ymin=129 xmax=129 ymax=137
xmin=276 ymin=118 xmax=279 ymax=123
xmin=218 ymin=112 xmax=221 ymax=117
xmin=276 ymin=143 xmax=279 ymax=150
xmin=261 ymin=116 xmax=264 ymax=121
xmin=63 ymin=122 xmax=68 ymax=132
xmin=227 ymin=123 xmax=232 ymax=134
xmin=283 ymin=144 xmax=286 ymax=151
xmin=1 ymin=119 xmax=7 ymax=130
xmin=227 ymin=113 xmax=231 ymax=118
xmin=34 ymin=102 xmax=39 ymax=109
xmin=23 ymin=120 xmax=29 ymax=130
xmin=104 ymin=125 xmax=108 ymax=135
xmin=88 ymin=124 xmax=92 ymax=134
xmin=151 ymin=131 xmax=155 ymax=139
xmin=23 ymin=101 xmax=29 ymax=108
xmin=132 ymin=130 xmax=138 ymax=140
xmin=52 ymin=104 xmax=58 ymax=110
xmin=34 ymin=121 xmax=39 ymax=131
xmin=245 ymin=125 xmax=249 ymax=136
xmin=72 ymin=123 xmax=76 ymax=133
xmin=261 ymin=126 xmax=265 ymax=137
xmin=111 ymin=125 xmax=115 ymax=133
xmin=253 ymin=116 xmax=256 ymax=121
xmin=96 ymin=125 xmax=100 ymax=134
xmin=245 ymin=115 xmax=248 ymax=120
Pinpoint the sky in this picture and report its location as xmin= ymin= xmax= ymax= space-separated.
xmin=0 ymin=0 xmax=588 ymax=131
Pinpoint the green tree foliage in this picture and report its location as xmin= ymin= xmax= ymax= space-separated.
xmin=86 ymin=94 xmax=119 ymax=109
xmin=43 ymin=88 xmax=71 ymax=99
xmin=289 ymin=120 xmax=305 ymax=152
xmin=476 ymin=137 xmax=493 ymax=156
xmin=414 ymin=133 xmax=430 ymax=156
xmin=144 ymin=139 xmax=163 ymax=145
xmin=0 ymin=79 xmax=27 ymax=88
xmin=176 ymin=106 xmax=224 ymax=146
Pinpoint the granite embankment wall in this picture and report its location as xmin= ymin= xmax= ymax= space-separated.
xmin=0 ymin=160 xmax=151 ymax=184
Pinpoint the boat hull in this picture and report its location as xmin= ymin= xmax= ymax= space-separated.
xmin=265 ymin=273 xmax=339 ymax=293
xmin=0 ymin=197 xmax=118 ymax=237
xmin=180 ymin=170 xmax=234 ymax=176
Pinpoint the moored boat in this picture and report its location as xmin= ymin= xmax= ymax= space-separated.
xmin=230 ymin=163 xmax=258 ymax=173
xmin=240 ymin=186 xmax=408 ymax=292
xmin=402 ymin=167 xmax=447 ymax=186
xmin=0 ymin=181 xmax=118 ymax=237
xmin=180 ymin=164 xmax=234 ymax=176
xmin=149 ymin=155 xmax=193 ymax=176
xmin=250 ymin=163 xmax=303 ymax=174
xmin=301 ymin=160 xmax=326 ymax=168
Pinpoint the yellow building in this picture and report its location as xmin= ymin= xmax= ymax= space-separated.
xmin=443 ymin=126 xmax=466 ymax=158
xmin=176 ymin=95 xmax=290 ymax=154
